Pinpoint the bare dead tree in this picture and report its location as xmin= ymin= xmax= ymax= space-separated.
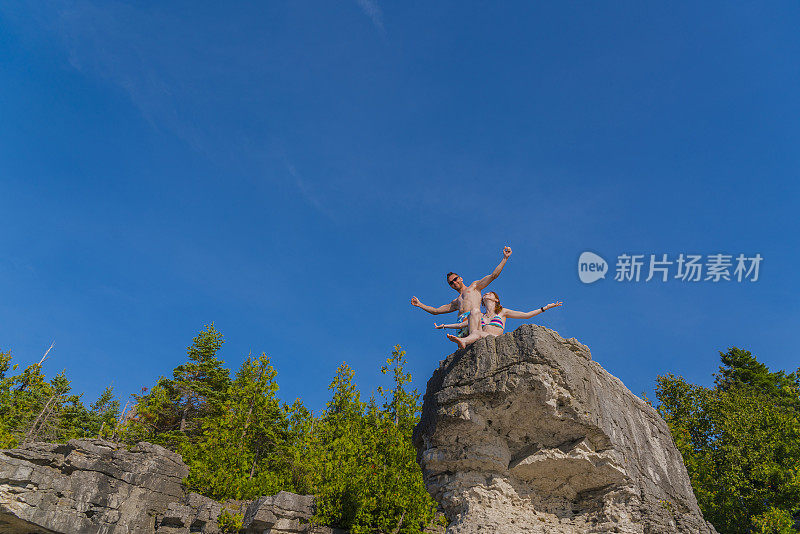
xmin=38 ymin=341 xmax=55 ymax=366
xmin=24 ymin=392 xmax=58 ymax=443
xmin=111 ymin=400 xmax=131 ymax=441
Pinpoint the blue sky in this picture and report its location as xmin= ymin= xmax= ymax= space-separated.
xmin=2 ymin=1 xmax=798 ymax=412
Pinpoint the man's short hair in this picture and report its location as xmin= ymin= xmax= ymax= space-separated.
xmin=446 ymin=272 xmax=458 ymax=281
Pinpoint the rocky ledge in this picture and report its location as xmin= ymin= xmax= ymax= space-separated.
xmin=413 ymin=324 xmax=718 ymax=533
xmin=0 ymin=439 xmax=342 ymax=534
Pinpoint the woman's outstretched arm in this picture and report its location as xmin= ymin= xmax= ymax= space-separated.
xmin=434 ymin=321 xmax=468 ymax=330
xmin=503 ymin=301 xmax=563 ymax=319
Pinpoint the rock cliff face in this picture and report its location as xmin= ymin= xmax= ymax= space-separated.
xmin=0 ymin=439 xmax=341 ymax=534
xmin=413 ymin=324 xmax=718 ymax=533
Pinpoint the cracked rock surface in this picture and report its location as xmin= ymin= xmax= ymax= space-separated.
xmin=0 ymin=439 xmax=343 ymax=534
xmin=413 ymin=324 xmax=718 ymax=534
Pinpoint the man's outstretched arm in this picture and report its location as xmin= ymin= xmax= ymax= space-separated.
xmin=411 ymin=296 xmax=457 ymax=315
xmin=475 ymin=246 xmax=513 ymax=290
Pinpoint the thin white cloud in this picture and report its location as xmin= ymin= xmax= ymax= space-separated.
xmin=355 ymin=0 xmax=384 ymax=32
xmin=18 ymin=1 xmax=252 ymax=157
xmin=285 ymin=163 xmax=338 ymax=222
xmin=45 ymin=1 xmax=203 ymax=149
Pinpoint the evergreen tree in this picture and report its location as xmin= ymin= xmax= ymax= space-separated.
xmin=370 ymin=346 xmax=438 ymax=533
xmin=88 ymin=386 xmax=122 ymax=438
xmin=657 ymin=347 xmax=800 ymax=534
xmin=171 ymin=324 xmax=230 ymax=433
xmin=284 ymin=397 xmax=315 ymax=494
xmin=0 ymin=349 xmax=19 ymax=447
xmin=183 ymin=353 xmax=291 ymax=500
xmin=308 ymin=362 xmax=366 ymax=528
xmin=306 ymin=348 xmax=438 ymax=533
xmin=120 ymin=324 xmax=231 ymax=448
xmin=0 ymin=349 xmax=120 ymax=447
xmin=716 ymin=347 xmax=800 ymax=409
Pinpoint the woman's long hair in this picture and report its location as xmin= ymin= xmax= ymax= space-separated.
xmin=485 ymin=291 xmax=503 ymax=314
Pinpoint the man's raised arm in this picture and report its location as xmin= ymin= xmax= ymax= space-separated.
xmin=475 ymin=246 xmax=513 ymax=290
xmin=411 ymin=296 xmax=457 ymax=315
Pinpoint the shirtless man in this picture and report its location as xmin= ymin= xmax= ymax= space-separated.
xmin=411 ymin=246 xmax=512 ymax=343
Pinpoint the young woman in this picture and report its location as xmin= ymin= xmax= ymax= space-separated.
xmin=435 ymin=291 xmax=563 ymax=349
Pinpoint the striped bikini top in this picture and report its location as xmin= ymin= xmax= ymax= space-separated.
xmin=481 ymin=314 xmax=505 ymax=331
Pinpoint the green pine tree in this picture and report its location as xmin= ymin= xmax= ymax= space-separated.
xmin=305 ymin=347 xmax=438 ymax=533
xmin=120 ymin=324 xmax=231 ymax=448
xmin=657 ymin=347 xmax=800 ymax=534
xmin=183 ymin=353 xmax=291 ymax=500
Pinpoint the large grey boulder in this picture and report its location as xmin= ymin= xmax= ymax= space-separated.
xmin=0 ymin=439 xmax=187 ymax=533
xmin=413 ymin=324 xmax=718 ymax=533
xmin=0 ymin=439 xmax=342 ymax=534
